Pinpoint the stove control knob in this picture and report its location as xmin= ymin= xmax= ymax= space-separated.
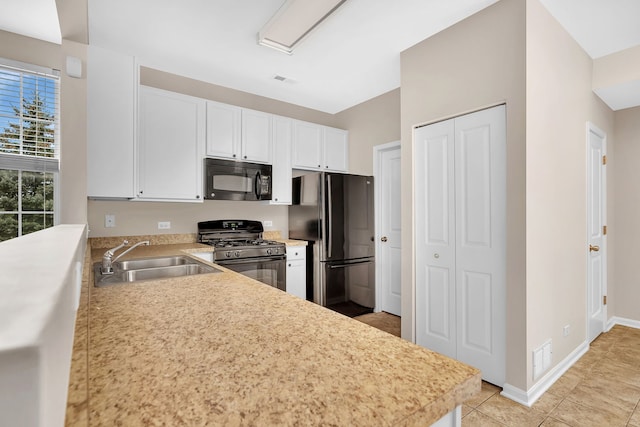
xmin=234 ymin=251 xmax=241 ymax=258
xmin=225 ymin=251 xmax=232 ymax=258
xmin=266 ymin=248 xmax=272 ymax=255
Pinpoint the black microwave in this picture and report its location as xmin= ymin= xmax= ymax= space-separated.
xmin=204 ymin=158 xmax=272 ymax=201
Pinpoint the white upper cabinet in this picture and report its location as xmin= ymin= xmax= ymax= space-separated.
xmin=206 ymin=101 xmax=272 ymax=164
xmin=242 ymin=109 xmax=272 ymax=163
xmin=87 ymin=46 xmax=137 ymax=198
xmin=206 ymin=101 xmax=241 ymax=160
xmin=292 ymin=120 xmax=348 ymax=172
xmin=323 ymin=127 xmax=349 ymax=172
xmin=292 ymin=120 xmax=323 ymax=170
xmin=270 ymin=115 xmax=293 ymax=205
xmin=138 ymin=86 xmax=206 ymax=202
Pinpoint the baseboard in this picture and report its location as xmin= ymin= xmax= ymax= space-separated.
xmin=607 ymin=316 xmax=640 ymax=331
xmin=500 ymin=340 xmax=589 ymax=407
xmin=502 ymin=319 xmax=640 ymax=407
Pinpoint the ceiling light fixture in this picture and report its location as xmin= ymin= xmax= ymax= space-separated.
xmin=257 ymin=0 xmax=347 ymax=54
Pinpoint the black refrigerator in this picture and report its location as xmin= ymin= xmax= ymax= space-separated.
xmin=289 ymin=172 xmax=375 ymax=317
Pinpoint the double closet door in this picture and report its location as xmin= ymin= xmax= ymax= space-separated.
xmin=415 ymin=105 xmax=506 ymax=386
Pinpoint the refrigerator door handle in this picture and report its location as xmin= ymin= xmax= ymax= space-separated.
xmin=327 ymin=174 xmax=333 ymax=258
xmin=328 ymin=259 xmax=373 ymax=269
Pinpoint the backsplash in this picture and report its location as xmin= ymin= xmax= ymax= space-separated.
xmin=89 ymin=233 xmax=197 ymax=249
xmin=87 ymin=199 xmax=289 ymax=238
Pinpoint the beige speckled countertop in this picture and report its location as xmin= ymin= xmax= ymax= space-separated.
xmin=68 ymin=242 xmax=479 ymax=426
xmin=263 ymin=230 xmax=308 ymax=247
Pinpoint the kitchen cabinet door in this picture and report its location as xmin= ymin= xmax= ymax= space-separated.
xmin=286 ymin=247 xmax=306 ymax=299
xmin=87 ymin=46 xmax=137 ymax=198
xmin=323 ymin=127 xmax=349 ymax=172
xmin=270 ymin=115 xmax=292 ymax=205
xmin=206 ymin=101 xmax=241 ymax=160
xmin=292 ymin=120 xmax=323 ymax=170
xmin=138 ymin=86 xmax=205 ymax=202
xmin=241 ymin=109 xmax=272 ymax=163
xmin=292 ymin=121 xmax=349 ymax=172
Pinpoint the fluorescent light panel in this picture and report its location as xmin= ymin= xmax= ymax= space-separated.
xmin=258 ymin=0 xmax=347 ymax=54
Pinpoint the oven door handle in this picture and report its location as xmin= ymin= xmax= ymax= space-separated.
xmin=216 ymin=255 xmax=286 ymax=265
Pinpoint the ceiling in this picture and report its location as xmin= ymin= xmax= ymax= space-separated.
xmin=1 ymin=0 xmax=640 ymax=113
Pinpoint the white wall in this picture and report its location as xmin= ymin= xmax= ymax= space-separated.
xmin=400 ymin=0 xmax=527 ymax=389
xmin=525 ymin=0 xmax=615 ymax=389
xmin=87 ymin=200 xmax=288 ymax=238
xmin=0 ymin=30 xmax=88 ymax=226
xmin=334 ymin=89 xmax=401 ymax=176
xmin=612 ymin=106 xmax=640 ymax=322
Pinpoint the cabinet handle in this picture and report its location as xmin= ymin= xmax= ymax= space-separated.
xmin=196 ymin=195 xmax=200 ymax=199
xmin=288 ymin=263 xmax=292 ymax=267
xmin=233 ymin=154 xmax=236 ymax=158
xmin=244 ymin=155 xmax=247 ymax=159
xmin=274 ymin=198 xmax=278 ymax=201
xmin=326 ymin=165 xmax=328 ymax=168
xmin=139 ymin=190 xmax=143 ymax=194
xmin=318 ymin=164 xmax=321 ymax=168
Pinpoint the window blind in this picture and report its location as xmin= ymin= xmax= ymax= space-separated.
xmin=0 ymin=58 xmax=60 ymax=168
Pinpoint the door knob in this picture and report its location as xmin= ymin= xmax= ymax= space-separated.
xmin=381 ymin=236 xmax=388 ymax=242
xmin=589 ymin=244 xmax=600 ymax=252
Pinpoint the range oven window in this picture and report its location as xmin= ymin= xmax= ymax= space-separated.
xmin=219 ymin=258 xmax=286 ymax=292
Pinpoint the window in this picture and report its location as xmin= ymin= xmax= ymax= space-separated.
xmin=0 ymin=59 xmax=59 ymax=242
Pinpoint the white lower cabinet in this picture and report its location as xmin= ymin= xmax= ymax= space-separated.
xmin=138 ymin=86 xmax=206 ymax=202
xmin=191 ymin=252 xmax=214 ymax=263
xmin=286 ymin=246 xmax=306 ymax=299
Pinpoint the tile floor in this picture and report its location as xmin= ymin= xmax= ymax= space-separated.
xmin=463 ymin=325 xmax=640 ymax=427
xmin=353 ymin=313 xmax=640 ymax=427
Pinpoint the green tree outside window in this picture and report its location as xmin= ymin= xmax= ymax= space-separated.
xmin=0 ymin=69 xmax=58 ymax=242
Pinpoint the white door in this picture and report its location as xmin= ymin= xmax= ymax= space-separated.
xmin=415 ymin=105 xmax=506 ymax=386
xmin=587 ymin=123 xmax=607 ymax=343
xmin=376 ymin=142 xmax=402 ymax=316
xmin=415 ymin=119 xmax=457 ymax=357
xmin=453 ymin=107 xmax=506 ymax=386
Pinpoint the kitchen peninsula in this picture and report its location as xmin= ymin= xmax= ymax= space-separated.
xmin=66 ymin=238 xmax=480 ymax=426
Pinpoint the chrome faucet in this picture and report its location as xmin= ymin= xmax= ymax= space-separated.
xmin=101 ymin=240 xmax=150 ymax=275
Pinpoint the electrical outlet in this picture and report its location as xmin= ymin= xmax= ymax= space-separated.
xmin=263 ymin=220 xmax=273 ymax=227
xmin=105 ymin=214 xmax=116 ymax=228
xmin=563 ymin=325 xmax=570 ymax=337
xmin=158 ymin=221 xmax=171 ymax=230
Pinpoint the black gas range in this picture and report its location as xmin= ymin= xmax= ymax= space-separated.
xmin=197 ymin=220 xmax=286 ymax=291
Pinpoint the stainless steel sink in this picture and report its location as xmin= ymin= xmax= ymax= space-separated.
xmin=114 ymin=255 xmax=193 ymax=271
xmin=93 ymin=255 xmax=221 ymax=287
